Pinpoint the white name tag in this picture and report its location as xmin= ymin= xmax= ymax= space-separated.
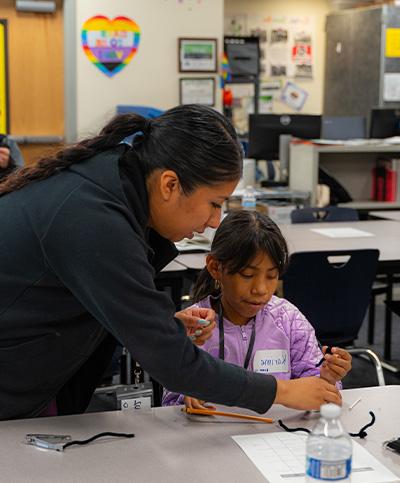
xmin=253 ymin=349 xmax=289 ymax=374
xmin=121 ymin=397 xmax=152 ymax=411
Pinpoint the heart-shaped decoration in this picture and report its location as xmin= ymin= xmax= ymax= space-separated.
xmin=81 ymin=15 xmax=141 ymax=77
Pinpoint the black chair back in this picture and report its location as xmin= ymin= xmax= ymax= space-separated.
xmin=291 ymin=206 xmax=359 ymax=224
xmin=283 ymin=249 xmax=379 ymax=346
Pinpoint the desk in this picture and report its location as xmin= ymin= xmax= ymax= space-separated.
xmin=289 ymin=142 xmax=400 ymax=205
xmin=370 ymin=210 xmax=400 ymax=221
xmin=0 ymin=386 xmax=399 ymax=482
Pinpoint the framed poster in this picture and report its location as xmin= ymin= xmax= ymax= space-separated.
xmin=178 ymin=38 xmax=217 ymax=73
xmin=180 ymin=77 xmax=215 ymax=106
xmin=0 ymin=19 xmax=9 ymax=133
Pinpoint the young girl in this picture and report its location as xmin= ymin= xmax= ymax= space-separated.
xmin=163 ymin=210 xmax=352 ymax=409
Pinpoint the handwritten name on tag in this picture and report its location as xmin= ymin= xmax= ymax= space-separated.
xmin=254 ymin=350 xmax=289 ymax=374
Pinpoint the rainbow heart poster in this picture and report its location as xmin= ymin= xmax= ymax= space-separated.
xmin=81 ymin=15 xmax=140 ymax=77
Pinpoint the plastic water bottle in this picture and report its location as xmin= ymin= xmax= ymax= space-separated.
xmin=306 ymin=404 xmax=352 ymax=482
xmin=241 ymin=185 xmax=257 ymax=211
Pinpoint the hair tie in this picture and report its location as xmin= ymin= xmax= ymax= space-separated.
xmin=119 ymin=130 xmax=145 ymax=148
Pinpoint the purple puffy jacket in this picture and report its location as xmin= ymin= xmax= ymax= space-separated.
xmin=163 ymin=295 xmax=341 ymax=406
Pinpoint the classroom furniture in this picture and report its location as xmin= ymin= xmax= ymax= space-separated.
xmin=282 ymin=249 xmax=385 ymax=386
xmin=290 ymin=207 xmax=387 ymax=349
xmin=369 ymin=210 xmax=400 ymax=221
xmin=290 ymin=206 xmax=359 ymax=223
xmin=0 ymin=386 xmax=399 ymax=482
xmin=279 ymin=220 xmax=400 ymax=367
xmin=289 ymin=142 xmax=400 ymax=206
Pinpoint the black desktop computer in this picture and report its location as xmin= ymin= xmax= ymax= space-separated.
xmin=369 ymin=109 xmax=400 ymax=138
xmin=248 ymin=114 xmax=321 ymax=160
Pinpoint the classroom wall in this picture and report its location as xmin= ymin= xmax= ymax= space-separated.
xmin=73 ymin=0 xmax=224 ymax=139
xmin=224 ymin=0 xmax=330 ymax=114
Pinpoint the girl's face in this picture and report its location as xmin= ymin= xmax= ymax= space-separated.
xmin=148 ymin=170 xmax=238 ymax=242
xmin=208 ymin=250 xmax=279 ymax=326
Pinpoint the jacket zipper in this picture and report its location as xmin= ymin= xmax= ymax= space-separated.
xmin=240 ymin=326 xmax=248 ymax=368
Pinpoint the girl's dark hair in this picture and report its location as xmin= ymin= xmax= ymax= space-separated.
xmin=192 ymin=210 xmax=289 ymax=302
xmin=0 ymin=104 xmax=243 ymax=196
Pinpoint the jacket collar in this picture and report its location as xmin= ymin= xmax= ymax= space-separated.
xmin=69 ymin=146 xmax=177 ymax=271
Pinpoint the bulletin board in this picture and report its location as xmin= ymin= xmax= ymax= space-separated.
xmin=0 ymin=19 xmax=9 ymax=133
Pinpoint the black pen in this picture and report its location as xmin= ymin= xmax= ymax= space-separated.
xmin=316 ymin=345 xmax=332 ymax=367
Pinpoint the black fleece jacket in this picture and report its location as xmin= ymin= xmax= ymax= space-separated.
xmin=0 ymin=146 xmax=277 ymax=420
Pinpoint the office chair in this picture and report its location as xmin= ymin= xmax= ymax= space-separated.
xmin=290 ymin=206 xmax=359 ymax=223
xmin=283 ymin=249 xmax=385 ymax=386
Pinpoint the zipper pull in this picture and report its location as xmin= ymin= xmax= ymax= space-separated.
xmin=240 ymin=326 xmax=248 ymax=341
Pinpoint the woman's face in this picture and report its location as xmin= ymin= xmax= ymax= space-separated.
xmin=148 ymin=171 xmax=238 ymax=242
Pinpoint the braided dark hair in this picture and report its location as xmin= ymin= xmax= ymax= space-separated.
xmin=192 ymin=210 xmax=289 ymax=302
xmin=0 ymin=104 xmax=243 ymax=196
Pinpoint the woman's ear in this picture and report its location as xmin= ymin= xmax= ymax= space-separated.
xmin=206 ymin=254 xmax=221 ymax=281
xmin=158 ymin=170 xmax=180 ymax=201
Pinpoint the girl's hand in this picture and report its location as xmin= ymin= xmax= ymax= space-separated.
xmin=174 ymin=307 xmax=216 ymax=346
xmin=320 ymin=347 xmax=352 ymax=384
xmin=275 ymin=377 xmax=342 ymax=410
xmin=184 ymin=396 xmax=216 ymax=411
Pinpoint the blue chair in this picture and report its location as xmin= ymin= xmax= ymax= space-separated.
xmin=116 ymin=105 xmax=164 ymax=118
xmin=290 ymin=206 xmax=359 ymax=223
xmin=283 ymin=249 xmax=385 ymax=386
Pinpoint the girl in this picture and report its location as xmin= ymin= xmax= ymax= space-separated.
xmin=163 ymin=210 xmax=351 ymax=409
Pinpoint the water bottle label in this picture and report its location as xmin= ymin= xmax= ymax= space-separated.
xmin=306 ymin=457 xmax=352 ymax=480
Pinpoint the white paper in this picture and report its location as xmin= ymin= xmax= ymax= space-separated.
xmin=232 ymin=432 xmax=398 ymax=483
xmin=311 ymin=227 xmax=374 ymax=238
xmin=383 ymin=73 xmax=400 ymax=102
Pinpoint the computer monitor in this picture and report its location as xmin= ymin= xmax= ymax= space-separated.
xmin=248 ymin=114 xmax=321 ymax=160
xmin=322 ymin=116 xmax=366 ymax=140
xmin=370 ymin=109 xmax=400 ymax=138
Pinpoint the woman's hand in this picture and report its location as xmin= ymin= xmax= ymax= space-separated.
xmin=175 ymin=307 xmax=216 ymax=345
xmin=274 ymin=377 xmax=342 ymax=410
xmin=320 ymin=347 xmax=352 ymax=384
xmin=184 ymin=396 xmax=216 ymax=410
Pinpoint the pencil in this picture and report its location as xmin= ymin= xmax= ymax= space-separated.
xmin=182 ymin=407 xmax=273 ymax=424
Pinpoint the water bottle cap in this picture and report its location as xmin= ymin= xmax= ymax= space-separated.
xmin=320 ymin=403 xmax=341 ymax=419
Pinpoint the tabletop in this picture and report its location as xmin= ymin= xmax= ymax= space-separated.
xmin=1 ymin=385 xmax=399 ymax=483
xmin=369 ymin=211 xmax=400 ymax=222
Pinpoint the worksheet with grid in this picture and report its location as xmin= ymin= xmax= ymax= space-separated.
xmin=232 ymin=432 xmax=398 ymax=483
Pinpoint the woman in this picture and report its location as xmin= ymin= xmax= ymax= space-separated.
xmin=0 ymin=105 xmax=340 ymax=420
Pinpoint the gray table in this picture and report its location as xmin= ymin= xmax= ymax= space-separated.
xmin=370 ymin=211 xmax=400 ymax=222
xmin=0 ymin=386 xmax=399 ymax=482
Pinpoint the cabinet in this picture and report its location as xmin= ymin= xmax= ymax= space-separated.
xmin=289 ymin=142 xmax=400 ymax=206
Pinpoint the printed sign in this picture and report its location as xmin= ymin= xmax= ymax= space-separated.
xmin=81 ymin=15 xmax=141 ymax=77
